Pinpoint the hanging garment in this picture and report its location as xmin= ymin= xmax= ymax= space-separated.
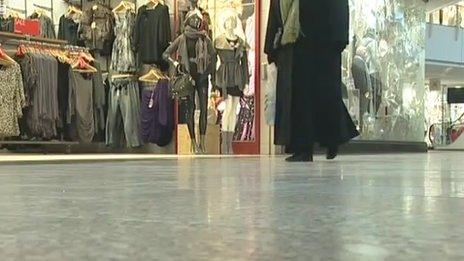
xmin=214 ymin=35 xmax=249 ymax=97
xmin=68 ymin=72 xmax=95 ymax=143
xmin=0 ymin=63 xmax=26 ymax=138
xmin=234 ymin=96 xmax=255 ymax=141
xmin=57 ymin=61 xmax=71 ymax=139
xmin=133 ymin=4 xmax=171 ymax=66
xmin=19 ymin=53 xmax=59 ymax=139
xmin=58 ymin=15 xmax=84 ymax=46
xmin=111 ymin=10 xmax=136 ymax=73
xmin=140 ymin=79 xmax=174 ymax=146
xmin=92 ymin=62 xmax=106 ymax=139
xmin=0 ymin=16 xmax=14 ymax=32
xmin=106 ymin=79 xmax=141 ymax=148
xmin=79 ymin=3 xmax=115 ymax=55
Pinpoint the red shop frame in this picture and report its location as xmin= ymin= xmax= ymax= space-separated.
xmin=232 ymin=0 xmax=261 ymax=155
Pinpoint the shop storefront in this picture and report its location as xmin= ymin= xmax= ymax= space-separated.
xmin=0 ymin=0 xmax=262 ymax=155
xmin=259 ymin=0 xmax=428 ymax=154
xmin=0 ymin=0 xmax=428 ymax=157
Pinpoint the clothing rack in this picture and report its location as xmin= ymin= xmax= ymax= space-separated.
xmin=8 ymin=7 xmax=26 ymax=14
xmin=0 ymin=31 xmax=68 ymax=46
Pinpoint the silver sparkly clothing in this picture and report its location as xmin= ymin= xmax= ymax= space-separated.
xmin=111 ymin=11 xmax=136 ymax=73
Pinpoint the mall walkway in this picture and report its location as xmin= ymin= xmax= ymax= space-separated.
xmin=0 ymin=152 xmax=463 ymax=260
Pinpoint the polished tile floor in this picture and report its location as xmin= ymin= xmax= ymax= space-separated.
xmin=0 ymin=152 xmax=463 ymax=260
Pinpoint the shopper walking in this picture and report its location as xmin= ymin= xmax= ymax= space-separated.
xmin=265 ymin=0 xmax=359 ymax=162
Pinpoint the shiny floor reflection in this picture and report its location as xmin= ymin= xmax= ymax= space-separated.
xmin=0 ymin=152 xmax=463 ymax=260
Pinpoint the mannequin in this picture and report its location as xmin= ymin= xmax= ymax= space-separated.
xmin=178 ymin=0 xmax=212 ymax=37
xmin=214 ymin=15 xmax=249 ymax=154
xmin=163 ymin=11 xmax=215 ymax=154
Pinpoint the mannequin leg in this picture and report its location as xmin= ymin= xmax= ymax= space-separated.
xmin=197 ymin=75 xmax=209 ymax=153
xmin=221 ymin=97 xmax=232 ymax=154
xmin=222 ymin=96 xmax=240 ymax=154
xmin=185 ymin=92 xmax=197 ymax=153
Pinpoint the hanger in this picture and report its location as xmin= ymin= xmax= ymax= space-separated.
xmin=113 ymin=1 xmax=136 ymax=13
xmin=146 ymin=0 xmax=162 ymax=9
xmin=66 ymin=6 xmax=83 ymax=17
xmin=0 ymin=47 xmax=16 ymax=67
xmin=112 ymin=73 xmax=135 ymax=80
xmin=72 ymin=59 xmax=98 ymax=73
xmin=69 ymin=50 xmax=97 ymax=73
xmin=8 ymin=11 xmax=20 ymax=18
xmin=33 ymin=7 xmax=47 ymax=18
xmin=139 ymin=67 xmax=167 ymax=82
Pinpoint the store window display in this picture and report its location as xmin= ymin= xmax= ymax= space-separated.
xmin=214 ymin=14 xmax=249 ymax=154
xmin=0 ymin=0 xmax=178 ymax=154
xmin=344 ymin=0 xmax=426 ymax=141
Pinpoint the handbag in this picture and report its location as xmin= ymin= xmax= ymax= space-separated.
xmin=170 ymin=66 xmax=194 ymax=99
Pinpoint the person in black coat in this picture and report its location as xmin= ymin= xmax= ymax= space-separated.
xmin=265 ymin=0 xmax=359 ymax=162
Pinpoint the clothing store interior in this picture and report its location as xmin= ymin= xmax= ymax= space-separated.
xmin=0 ymin=0 xmax=259 ymax=155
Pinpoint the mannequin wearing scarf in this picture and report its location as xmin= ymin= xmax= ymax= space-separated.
xmin=163 ymin=11 xmax=216 ymax=154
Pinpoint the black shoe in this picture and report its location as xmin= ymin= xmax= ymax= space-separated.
xmin=326 ymin=146 xmax=338 ymax=160
xmin=285 ymin=153 xmax=313 ymax=162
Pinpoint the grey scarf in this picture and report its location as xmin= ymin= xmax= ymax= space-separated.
xmin=184 ymin=26 xmax=210 ymax=74
xmin=280 ymin=0 xmax=300 ymax=45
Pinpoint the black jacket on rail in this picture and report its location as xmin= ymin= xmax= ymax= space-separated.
xmin=133 ymin=4 xmax=171 ymax=67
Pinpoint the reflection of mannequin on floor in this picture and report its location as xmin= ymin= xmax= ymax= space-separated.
xmin=163 ymin=10 xmax=215 ymax=154
xmin=214 ymin=15 xmax=249 ymax=154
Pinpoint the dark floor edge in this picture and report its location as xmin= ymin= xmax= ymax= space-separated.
xmin=316 ymin=140 xmax=428 ymax=154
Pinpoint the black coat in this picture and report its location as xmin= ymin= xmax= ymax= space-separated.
xmin=300 ymin=0 xmax=350 ymax=46
xmin=265 ymin=0 xmax=358 ymax=149
xmin=133 ymin=4 xmax=172 ymax=66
